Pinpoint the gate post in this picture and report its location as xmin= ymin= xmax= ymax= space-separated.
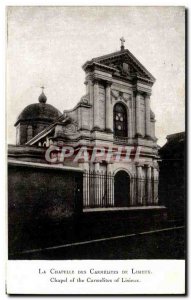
xmin=107 ymin=163 xmax=114 ymax=206
xmin=94 ymin=162 xmax=100 ymax=207
xmin=136 ymin=164 xmax=143 ymax=205
xmin=83 ymin=163 xmax=90 ymax=207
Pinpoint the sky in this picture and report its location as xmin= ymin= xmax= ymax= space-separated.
xmin=7 ymin=6 xmax=185 ymax=146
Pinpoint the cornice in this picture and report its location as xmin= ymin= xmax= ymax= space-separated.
xmin=83 ymin=61 xmax=116 ymax=73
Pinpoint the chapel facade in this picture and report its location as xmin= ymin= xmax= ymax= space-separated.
xmin=13 ymin=40 xmax=160 ymax=211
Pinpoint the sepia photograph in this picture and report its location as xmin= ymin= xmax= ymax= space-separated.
xmin=6 ymin=5 xmax=186 ymax=295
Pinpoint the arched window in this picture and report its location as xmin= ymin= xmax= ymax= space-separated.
xmin=113 ymin=103 xmax=127 ymax=137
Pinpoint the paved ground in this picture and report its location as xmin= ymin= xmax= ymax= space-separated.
xmin=11 ymin=226 xmax=185 ymax=260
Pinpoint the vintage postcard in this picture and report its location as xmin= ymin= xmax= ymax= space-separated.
xmin=6 ymin=6 xmax=186 ymax=295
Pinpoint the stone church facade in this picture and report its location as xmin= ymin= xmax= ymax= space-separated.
xmin=12 ymin=41 xmax=161 ymax=211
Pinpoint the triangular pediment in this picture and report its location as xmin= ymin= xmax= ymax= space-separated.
xmin=83 ymin=49 xmax=155 ymax=83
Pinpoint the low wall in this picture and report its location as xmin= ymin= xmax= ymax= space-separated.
xmin=8 ymin=160 xmax=83 ymax=254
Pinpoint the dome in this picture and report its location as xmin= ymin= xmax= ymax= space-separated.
xmin=15 ymin=92 xmax=62 ymax=126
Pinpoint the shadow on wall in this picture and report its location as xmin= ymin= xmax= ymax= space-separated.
xmin=159 ymin=132 xmax=185 ymax=223
xmin=8 ymin=164 xmax=83 ymax=254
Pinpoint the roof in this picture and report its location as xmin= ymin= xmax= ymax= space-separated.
xmin=166 ymin=132 xmax=185 ymax=142
xmin=15 ymin=102 xmax=62 ymax=126
xmin=159 ymin=131 xmax=185 ymax=158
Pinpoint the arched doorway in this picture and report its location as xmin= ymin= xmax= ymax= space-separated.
xmin=114 ymin=171 xmax=130 ymax=207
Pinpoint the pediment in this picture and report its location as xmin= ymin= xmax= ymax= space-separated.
xmin=108 ymin=60 xmax=139 ymax=78
xmin=83 ymin=49 xmax=155 ymax=83
xmin=98 ymin=52 xmax=154 ymax=82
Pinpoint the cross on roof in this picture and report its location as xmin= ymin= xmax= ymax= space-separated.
xmin=41 ymin=86 xmax=45 ymax=93
xmin=120 ymin=37 xmax=125 ymax=50
xmin=120 ymin=37 xmax=125 ymax=46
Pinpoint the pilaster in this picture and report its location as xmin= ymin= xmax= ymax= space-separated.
xmin=135 ymin=92 xmax=142 ymax=138
xmin=105 ymin=82 xmax=113 ymax=133
xmin=130 ymin=174 xmax=136 ymax=206
xmin=136 ymin=165 xmax=143 ymax=205
xmin=145 ymin=93 xmax=151 ymax=138
xmin=89 ymin=80 xmax=94 ymax=106
xmin=153 ymin=168 xmax=159 ymax=204
xmin=128 ymin=103 xmax=133 ymax=139
xmin=146 ymin=165 xmax=152 ymax=205
xmin=93 ymin=80 xmax=100 ymax=130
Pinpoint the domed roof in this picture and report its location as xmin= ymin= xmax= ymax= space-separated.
xmin=15 ymin=91 xmax=62 ymax=126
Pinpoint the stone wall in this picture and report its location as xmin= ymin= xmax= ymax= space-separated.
xmin=8 ymin=161 xmax=83 ymax=253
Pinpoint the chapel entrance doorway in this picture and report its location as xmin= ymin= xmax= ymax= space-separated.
xmin=114 ymin=171 xmax=130 ymax=207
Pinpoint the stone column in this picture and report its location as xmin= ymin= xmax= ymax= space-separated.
xmin=145 ymin=94 xmax=151 ymax=138
xmin=146 ymin=165 xmax=152 ymax=205
xmin=105 ymin=82 xmax=113 ymax=133
xmin=93 ymin=80 xmax=100 ymax=130
xmin=135 ymin=92 xmax=142 ymax=137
